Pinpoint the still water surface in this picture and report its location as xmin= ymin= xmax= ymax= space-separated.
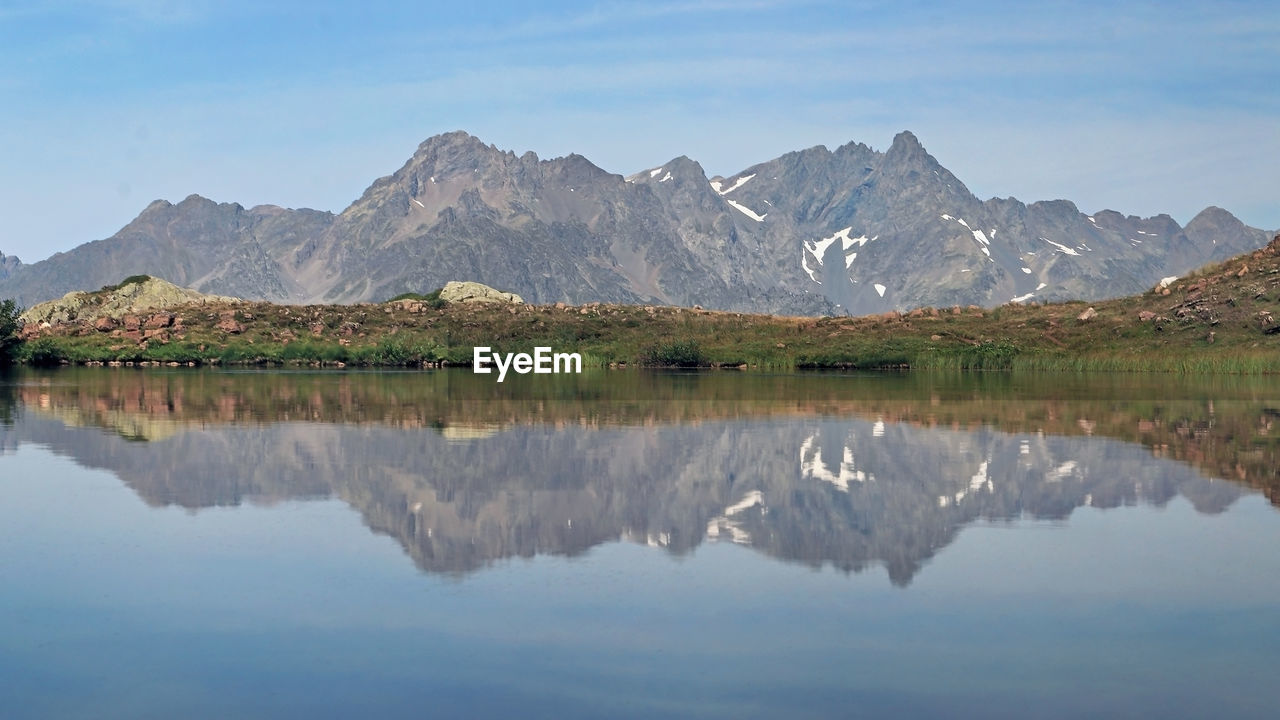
xmin=1 ymin=368 xmax=1279 ymax=718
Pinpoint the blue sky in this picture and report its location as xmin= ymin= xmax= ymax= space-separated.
xmin=1 ymin=0 xmax=1276 ymax=262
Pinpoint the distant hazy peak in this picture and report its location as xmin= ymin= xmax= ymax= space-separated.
xmin=1187 ymin=205 xmax=1246 ymax=229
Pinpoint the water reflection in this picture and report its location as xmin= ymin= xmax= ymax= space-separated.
xmin=1 ymin=368 xmax=1276 ymax=585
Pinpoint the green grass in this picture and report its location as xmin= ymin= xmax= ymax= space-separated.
xmin=97 ymin=274 xmax=152 ymax=293
xmin=639 ymin=340 xmax=707 ymax=367
xmin=386 ymin=288 xmax=446 ymax=309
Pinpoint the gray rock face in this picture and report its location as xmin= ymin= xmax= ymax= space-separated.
xmin=0 ymin=131 xmax=1273 ymax=315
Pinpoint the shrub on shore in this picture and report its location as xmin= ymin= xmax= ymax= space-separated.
xmin=0 ymin=299 xmax=21 ymax=363
xmin=640 ymin=340 xmax=706 ymax=367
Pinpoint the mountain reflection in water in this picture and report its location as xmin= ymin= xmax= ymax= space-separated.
xmin=1 ymin=368 xmax=1276 ymax=585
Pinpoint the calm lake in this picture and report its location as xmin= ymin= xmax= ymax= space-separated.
xmin=2 ymin=367 xmax=1279 ymax=718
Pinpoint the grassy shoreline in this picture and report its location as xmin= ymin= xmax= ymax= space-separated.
xmin=10 ymin=237 xmax=1280 ymax=373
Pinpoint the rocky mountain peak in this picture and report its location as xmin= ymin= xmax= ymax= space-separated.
xmin=1187 ymin=206 xmax=1247 ymax=233
xmin=882 ymin=130 xmax=936 ymax=170
xmin=639 ymin=155 xmax=707 ymax=184
xmin=0 ymin=250 xmax=20 ymax=280
xmin=887 ymin=129 xmax=923 ymax=152
xmin=405 ymin=131 xmax=502 ymax=177
xmin=666 ymin=155 xmax=707 ymax=176
xmin=120 ymin=194 xmax=242 ymax=236
xmin=548 ymin=152 xmax=614 ymax=184
xmin=180 ymin=193 xmax=215 ymax=205
xmin=832 ymin=140 xmax=878 ymax=170
xmin=619 ymin=154 xmax=711 ymax=193
xmin=414 ymin=130 xmax=488 ymax=155
xmin=1028 ymin=199 xmax=1081 ymax=218
xmin=1181 ymin=206 xmax=1269 ymax=258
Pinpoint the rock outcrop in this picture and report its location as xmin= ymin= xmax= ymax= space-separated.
xmin=20 ymin=276 xmax=239 ymax=326
xmin=437 ymin=280 xmax=524 ymax=305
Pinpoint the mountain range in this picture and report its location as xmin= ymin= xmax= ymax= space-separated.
xmin=1 ymin=131 xmax=1273 ymax=315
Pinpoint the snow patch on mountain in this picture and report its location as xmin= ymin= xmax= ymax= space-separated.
xmin=1041 ymin=237 xmax=1081 ymax=256
xmin=712 ymin=173 xmax=755 ymax=196
xmin=839 ymin=228 xmax=875 ymax=251
xmin=802 ymin=254 xmax=819 ymax=283
xmin=808 ymin=234 xmax=841 ymax=260
xmin=942 ymin=215 xmax=993 ymax=255
xmin=725 ymin=199 xmax=766 ymax=221
xmin=803 ymin=228 xmax=874 ymax=279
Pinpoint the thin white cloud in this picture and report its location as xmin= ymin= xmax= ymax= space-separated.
xmin=481 ymin=0 xmax=808 ymax=40
xmin=0 ymin=0 xmax=216 ymax=25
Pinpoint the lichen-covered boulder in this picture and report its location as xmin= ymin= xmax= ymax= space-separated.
xmin=438 ymin=281 xmax=524 ymax=305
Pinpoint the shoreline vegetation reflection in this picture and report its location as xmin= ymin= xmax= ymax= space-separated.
xmin=1 ymin=367 xmax=1277 ymax=585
